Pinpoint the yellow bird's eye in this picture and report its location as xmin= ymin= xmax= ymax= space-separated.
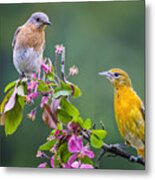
xmin=114 ymin=72 xmax=120 ymax=77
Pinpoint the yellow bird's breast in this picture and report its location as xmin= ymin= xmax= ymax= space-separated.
xmin=114 ymin=86 xmax=144 ymax=149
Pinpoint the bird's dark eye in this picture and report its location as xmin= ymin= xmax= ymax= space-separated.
xmin=114 ymin=72 xmax=120 ymax=77
xmin=36 ymin=18 xmax=40 ymax=22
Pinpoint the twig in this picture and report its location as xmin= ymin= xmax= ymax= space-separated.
xmin=61 ymin=46 xmax=66 ymax=82
xmin=54 ymin=54 xmax=60 ymax=84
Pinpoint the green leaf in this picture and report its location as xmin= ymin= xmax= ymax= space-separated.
xmin=38 ymin=80 xmax=51 ymax=92
xmin=54 ymin=81 xmax=81 ymax=98
xmin=57 ymin=123 xmax=63 ymax=130
xmin=5 ymin=96 xmax=24 ymax=135
xmin=39 ymin=139 xmax=56 ymax=151
xmin=80 ymin=156 xmax=94 ymax=165
xmin=47 ymin=67 xmax=55 ymax=81
xmin=4 ymin=81 xmax=16 ymax=93
xmin=18 ymin=96 xmax=25 ymax=109
xmin=53 ymin=90 xmax=72 ymax=99
xmin=0 ymin=89 xmax=14 ymax=113
xmin=54 ymin=155 xmax=60 ymax=167
xmin=90 ymin=134 xmax=103 ymax=148
xmin=60 ymin=98 xmax=80 ymax=118
xmin=92 ymin=129 xmax=107 ymax=140
xmin=82 ymin=118 xmax=92 ymax=130
xmin=73 ymin=116 xmax=84 ymax=127
xmin=57 ymin=109 xmax=72 ymax=124
xmin=69 ymin=83 xmax=82 ymax=97
xmin=57 ymin=142 xmax=71 ymax=163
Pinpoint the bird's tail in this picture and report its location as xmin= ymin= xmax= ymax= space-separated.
xmin=137 ymin=148 xmax=145 ymax=159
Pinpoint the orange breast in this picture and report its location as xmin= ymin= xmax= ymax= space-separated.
xmin=16 ymin=24 xmax=45 ymax=51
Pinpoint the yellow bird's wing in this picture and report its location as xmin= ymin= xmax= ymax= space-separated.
xmin=125 ymin=102 xmax=145 ymax=150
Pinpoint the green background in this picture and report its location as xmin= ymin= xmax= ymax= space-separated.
xmin=0 ymin=1 xmax=145 ymax=169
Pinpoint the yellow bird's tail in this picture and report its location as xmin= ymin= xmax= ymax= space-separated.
xmin=137 ymin=148 xmax=144 ymax=159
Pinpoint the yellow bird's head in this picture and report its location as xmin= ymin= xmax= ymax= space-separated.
xmin=99 ymin=68 xmax=132 ymax=89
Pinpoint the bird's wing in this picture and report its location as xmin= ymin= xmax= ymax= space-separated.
xmin=12 ymin=26 xmax=22 ymax=49
xmin=141 ymin=105 xmax=145 ymax=120
xmin=140 ymin=104 xmax=145 ymax=144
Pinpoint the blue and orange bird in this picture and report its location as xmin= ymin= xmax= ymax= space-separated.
xmin=12 ymin=12 xmax=51 ymax=77
xmin=99 ymin=68 xmax=145 ymax=159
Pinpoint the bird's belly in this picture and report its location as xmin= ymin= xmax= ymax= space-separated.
xmin=13 ymin=47 xmax=42 ymax=76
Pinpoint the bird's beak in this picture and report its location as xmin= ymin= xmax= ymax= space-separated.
xmin=98 ymin=71 xmax=113 ymax=81
xmin=98 ymin=71 xmax=110 ymax=77
xmin=44 ymin=21 xmax=52 ymax=25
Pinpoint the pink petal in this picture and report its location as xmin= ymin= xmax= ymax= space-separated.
xmin=50 ymin=98 xmax=61 ymax=115
xmin=38 ymin=162 xmax=47 ymax=168
xmin=27 ymin=108 xmax=37 ymax=121
xmin=32 ymin=73 xmax=37 ymax=79
xmin=80 ymin=164 xmax=94 ymax=169
xmin=67 ymin=154 xmax=77 ymax=166
xmin=71 ymin=161 xmax=81 ymax=168
xmin=30 ymin=92 xmax=38 ymax=99
xmin=50 ymin=155 xmax=55 ymax=168
xmin=40 ymin=96 xmax=49 ymax=108
xmin=36 ymin=151 xmax=43 ymax=158
xmin=4 ymin=87 xmax=17 ymax=113
xmin=68 ymin=135 xmax=83 ymax=153
xmin=55 ymin=44 xmax=64 ymax=55
xmin=27 ymin=81 xmax=37 ymax=91
xmin=82 ymin=146 xmax=95 ymax=159
xmin=41 ymin=63 xmax=51 ymax=74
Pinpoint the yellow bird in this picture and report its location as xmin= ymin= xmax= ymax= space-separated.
xmin=99 ymin=68 xmax=145 ymax=159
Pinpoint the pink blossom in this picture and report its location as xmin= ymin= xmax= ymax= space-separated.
xmin=71 ymin=161 xmax=80 ymax=168
xmin=67 ymin=154 xmax=77 ymax=165
xmin=68 ymin=134 xmax=95 ymax=159
xmin=27 ymin=108 xmax=37 ymax=121
xmin=67 ymin=121 xmax=80 ymax=131
xmin=32 ymin=73 xmax=37 ymax=79
xmin=80 ymin=163 xmax=94 ymax=169
xmin=36 ymin=151 xmax=43 ymax=158
xmin=26 ymin=92 xmax=38 ymax=103
xmin=71 ymin=161 xmax=94 ymax=169
xmin=55 ymin=44 xmax=64 ymax=55
xmin=65 ymin=157 xmax=94 ymax=169
xmin=40 ymin=96 xmax=49 ymax=108
xmin=69 ymin=65 xmax=79 ymax=76
xmin=38 ymin=162 xmax=47 ymax=168
xmin=27 ymin=81 xmax=37 ymax=92
xmin=41 ymin=62 xmax=51 ymax=74
xmin=54 ymin=129 xmax=60 ymax=135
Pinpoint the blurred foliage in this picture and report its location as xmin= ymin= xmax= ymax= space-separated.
xmin=0 ymin=1 xmax=144 ymax=169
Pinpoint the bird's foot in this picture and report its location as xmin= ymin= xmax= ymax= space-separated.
xmin=110 ymin=143 xmax=127 ymax=151
xmin=129 ymin=155 xmax=143 ymax=162
xmin=19 ymin=72 xmax=25 ymax=80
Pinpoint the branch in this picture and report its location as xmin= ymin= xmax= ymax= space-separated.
xmin=98 ymin=143 xmax=145 ymax=166
xmin=81 ymin=130 xmax=145 ymax=166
